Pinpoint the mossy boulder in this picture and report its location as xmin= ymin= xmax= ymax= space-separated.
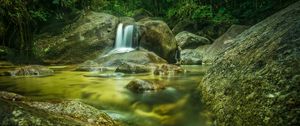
xmin=5 ymin=65 xmax=54 ymax=77
xmin=0 ymin=91 xmax=116 ymax=126
xmin=198 ymin=1 xmax=300 ymax=125
xmin=137 ymin=19 xmax=177 ymax=63
xmin=94 ymin=50 xmax=167 ymax=67
xmin=203 ymin=25 xmax=249 ymax=63
xmin=115 ymin=62 xmax=152 ymax=74
xmin=175 ymin=31 xmax=211 ymax=49
xmin=34 ymin=12 xmax=119 ymax=64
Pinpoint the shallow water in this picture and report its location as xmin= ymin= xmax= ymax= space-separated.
xmin=0 ymin=65 xmax=211 ymax=126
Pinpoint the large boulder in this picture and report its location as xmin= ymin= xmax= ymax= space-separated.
xmin=175 ymin=31 xmax=211 ymax=49
xmin=34 ymin=12 xmax=119 ymax=64
xmin=137 ymin=19 xmax=177 ymax=63
xmin=0 ymin=91 xmax=116 ymax=126
xmin=115 ymin=62 xmax=151 ymax=74
xmin=199 ymin=2 xmax=300 ymax=126
xmin=203 ymin=25 xmax=249 ymax=63
xmin=94 ymin=50 xmax=167 ymax=67
xmin=180 ymin=45 xmax=209 ymax=65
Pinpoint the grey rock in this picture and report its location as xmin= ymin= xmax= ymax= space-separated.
xmin=203 ymin=24 xmax=249 ymax=63
xmin=34 ymin=12 xmax=119 ymax=64
xmin=0 ymin=91 xmax=116 ymax=126
xmin=175 ymin=31 xmax=211 ymax=49
xmin=94 ymin=50 xmax=167 ymax=67
xmin=199 ymin=2 xmax=300 ymax=125
xmin=115 ymin=62 xmax=151 ymax=74
xmin=126 ymin=79 xmax=165 ymax=93
xmin=137 ymin=19 xmax=177 ymax=63
xmin=7 ymin=65 xmax=54 ymax=77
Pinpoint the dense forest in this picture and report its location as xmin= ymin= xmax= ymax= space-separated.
xmin=0 ymin=0 xmax=298 ymax=62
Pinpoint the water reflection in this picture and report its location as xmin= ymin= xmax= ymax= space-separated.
xmin=0 ymin=65 xmax=210 ymax=126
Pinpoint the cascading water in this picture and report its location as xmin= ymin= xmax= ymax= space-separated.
xmin=110 ymin=23 xmax=136 ymax=54
xmin=115 ymin=23 xmax=124 ymax=48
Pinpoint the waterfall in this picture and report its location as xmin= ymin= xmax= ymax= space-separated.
xmin=115 ymin=23 xmax=124 ymax=48
xmin=111 ymin=23 xmax=136 ymax=54
xmin=123 ymin=25 xmax=134 ymax=48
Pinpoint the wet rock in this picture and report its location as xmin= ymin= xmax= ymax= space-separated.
xmin=181 ymin=49 xmax=202 ymax=65
xmin=180 ymin=45 xmax=210 ymax=65
xmin=94 ymin=50 xmax=167 ymax=67
xmin=175 ymin=31 xmax=211 ymax=49
xmin=0 ymin=91 xmax=116 ymax=126
xmin=6 ymin=65 xmax=54 ymax=77
xmin=199 ymin=2 xmax=300 ymax=126
xmin=153 ymin=64 xmax=184 ymax=75
xmin=137 ymin=19 xmax=177 ymax=63
xmin=203 ymin=25 xmax=249 ymax=63
xmin=84 ymin=72 xmax=125 ymax=78
xmin=35 ymin=12 xmax=118 ymax=64
xmin=75 ymin=60 xmax=108 ymax=71
xmin=115 ymin=62 xmax=151 ymax=74
xmin=126 ymin=79 xmax=165 ymax=93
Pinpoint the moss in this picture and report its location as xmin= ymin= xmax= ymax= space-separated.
xmin=198 ymin=2 xmax=300 ymax=125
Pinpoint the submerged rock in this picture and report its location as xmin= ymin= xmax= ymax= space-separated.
xmin=84 ymin=72 xmax=125 ymax=78
xmin=35 ymin=12 xmax=118 ymax=64
xmin=0 ymin=91 xmax=116 ymax=126
xmin=115 ymin=62 xmax=151 ymax=74
xmin=137 ymin=19 xmax=177 ymax=63
xmin=175 ymin=31 xmax=211 ymax=49
xmin=126 ymin=79 xmax=165 ymax=93
xmin=5 ymin=65 xmax=54 ymax=77
xmin=203 ymin=25 xmax=249 ymax=63
xmin=75 ymin=60 xmax=108 ymax=71
xmin=199 ymin=2 xmax=300 ymax=126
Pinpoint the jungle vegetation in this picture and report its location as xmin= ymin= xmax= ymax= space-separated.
xmin=0 ymin=0 xmax=298 ymax=61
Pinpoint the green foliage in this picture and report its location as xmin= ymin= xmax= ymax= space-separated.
xmin=212 ymin=8 xmax=238 ymax=25
xmin=192 ymin=6 xmax=213 ymax=20
xmin=29 ymin=9 xmax=49 ymax=21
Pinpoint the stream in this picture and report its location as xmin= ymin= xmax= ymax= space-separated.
xmin=0 ymin=65 xmax=212 ymax=126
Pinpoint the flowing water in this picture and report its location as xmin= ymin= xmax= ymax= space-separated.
xmin=111 ymin=23 xmax=136 ymax=54
xmin=0 ymin=65 xmax=212 ymax=126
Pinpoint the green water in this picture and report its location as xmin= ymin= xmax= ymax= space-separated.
xmin=0 ymin=65 xmax=211 ymax=126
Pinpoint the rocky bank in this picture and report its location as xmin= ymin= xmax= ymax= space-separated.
xmin=198 ymin=1 xmax=300 ymax=125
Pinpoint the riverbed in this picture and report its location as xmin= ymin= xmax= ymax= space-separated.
xmin=0 ymin=65 xmax=212 ymax=126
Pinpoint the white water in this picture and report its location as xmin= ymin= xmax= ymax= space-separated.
xmin=111 ymin=23 xmax=135 ymax=54
xmin=115 ymin=23 xmax=124 ymax=48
